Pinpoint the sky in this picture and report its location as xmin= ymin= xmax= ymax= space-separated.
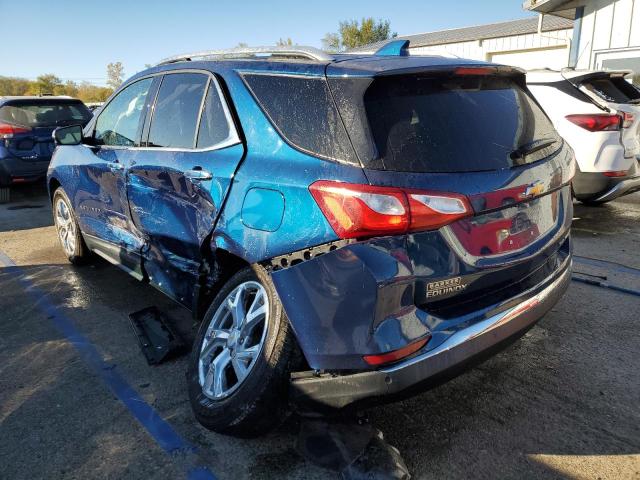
xmin=0 ymin=0 xmax=534 ymax=86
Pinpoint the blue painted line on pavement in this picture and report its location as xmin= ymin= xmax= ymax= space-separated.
xmin=0 ymin=250 xmax=216 ymax=480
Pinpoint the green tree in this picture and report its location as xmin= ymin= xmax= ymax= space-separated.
xmin=236 ymin=42 xmax=248 ymax=48
xmin=323 ymin=18 xmax=396 ymax=52
xmin=106 ymin=62 xmax=124 ymax=90
xmin=0 ymin=76 xmax=30 ymax=96
xmin=27 ymin=74 xmax=62 ymax=95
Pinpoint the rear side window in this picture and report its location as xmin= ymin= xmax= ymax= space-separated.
xmin=0 ymin=101 xmax=91 ymax=128
xmin=95 ymin=78 xmax=152 ymax=146
xmin=582 ymin=77 xmax=640 ymax=103
xmin=148 ymin=73 xmax=208 ymax=149
xmin=364 ymin=75 xmax=558 ymax=173
xmin=196 ymin=81 xmax=232 ymax=148
xmin=242 ymin=74 xmax=357 ymax=164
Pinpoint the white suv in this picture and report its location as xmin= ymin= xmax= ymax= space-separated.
xmin=527 ymin=69 xmax=640 ymax=205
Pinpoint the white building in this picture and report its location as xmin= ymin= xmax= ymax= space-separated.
xmin=525 ymin=0 xmax=640 ymax=84
xmin=352 ymin=15 xmax=574 ymax=70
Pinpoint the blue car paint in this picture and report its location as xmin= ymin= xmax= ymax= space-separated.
xmin=48 ymin=54 xmax=574 ymax=372
xmin=241 ymin=188 xmax=285 ymax=232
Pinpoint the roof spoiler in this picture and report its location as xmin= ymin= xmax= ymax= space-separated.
xmin=374 ymin=40 xmax=410 ymax=56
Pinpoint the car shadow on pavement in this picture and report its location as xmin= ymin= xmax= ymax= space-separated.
xmin=0 ymin=182 xmax=53 ymax=233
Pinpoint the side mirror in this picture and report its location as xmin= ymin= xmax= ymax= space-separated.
xmin=53 ymin=124 xmax=83 ymax=146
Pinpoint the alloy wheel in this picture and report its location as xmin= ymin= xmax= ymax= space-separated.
xmin=198 ymin=281 xmax=269 ymax=400
xmin=55 ymin=197 xmax=77 ymax=257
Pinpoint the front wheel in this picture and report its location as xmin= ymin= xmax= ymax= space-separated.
xmin=187 ymin=265 xmax=298 ymax=437
xmin=52 ymin=187 xmax=89 ymax=263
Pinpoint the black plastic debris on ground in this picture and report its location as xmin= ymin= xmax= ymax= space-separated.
xmin=297 ymin=417 xmax=411 ymax=479
xmin=128 ymin=306 xmax=189 ymax=365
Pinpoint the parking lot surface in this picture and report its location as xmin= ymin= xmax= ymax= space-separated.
xmin=1 ymin=183 xmax=639 ymax=479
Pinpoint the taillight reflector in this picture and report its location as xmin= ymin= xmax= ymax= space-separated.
xmin=602 ymin=170 xmax=628 ymax=177
xmin=621 ymin=111 xmax=635 ymax=128
xmin=309 ymin=181 xmax=471 ymax=239
xmin=565 ymin=114 xmax=621 ymax=132
xmin=363 ymin=336 xmax=431 ymax=366
xmin=0 ymin=122 xmax=31 ymax=138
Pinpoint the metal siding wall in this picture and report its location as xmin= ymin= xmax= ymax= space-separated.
xmin=631 ymin=0 xmax=640 ymax=46
xmin=577 ymin=2 xmax=598 ymax=68
xmin=611 ymin=0 xmax=634 ymax=48
xmin=410 ymin=29 xmax=571 ymax=70
xmin=592 ymin=0 xmax=615 ymax=50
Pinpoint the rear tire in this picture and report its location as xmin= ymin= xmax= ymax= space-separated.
xmin=52 ymin=187 xmax=90 ymax=264
xmin=187 ymin=265 xmax=298 ymax=438
xmin=0 ymin=187 xmax=9 ymax=204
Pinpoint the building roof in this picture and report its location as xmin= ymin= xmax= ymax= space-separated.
xmin=349 ymin=15 xmax=574 ymax=52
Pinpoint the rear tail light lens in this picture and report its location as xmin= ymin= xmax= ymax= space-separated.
xmin=621 ymin=111 xmax=635 ymax=128
xmin=309 ymin=181 xmax=472 ymax=239
xmin=565 ymin=114 xmax=621 ymax=132
xmin=363 ymin=336 xmax=431 ymax=366
xmin=602 ymin=170 xmax=628 ymax=177
xmin=0 ymin=122 xmax=31 ymax=138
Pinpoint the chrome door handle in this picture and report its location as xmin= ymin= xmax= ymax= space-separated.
xmin=107 ymin=162 xmax=124 ymax=171
xmin=184 ymin=169 xmax=212 ymax=181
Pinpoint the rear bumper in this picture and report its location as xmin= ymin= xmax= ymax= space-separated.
xmin=0 ymin=151 xmax=50 ymax=186
xmin=573 ymin=161 xmax=640 ymax=202
xmin=290 ymin=256 xmax=571 ymax=411
xmin=593 ymin=175 xmax=640 ymax=202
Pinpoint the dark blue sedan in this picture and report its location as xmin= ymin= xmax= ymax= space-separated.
xmin=0 ymin=96 xmax=92 ymax=202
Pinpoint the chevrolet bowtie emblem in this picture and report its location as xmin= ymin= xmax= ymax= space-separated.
xmin=519 ymin=181 xmax=545 ymax=199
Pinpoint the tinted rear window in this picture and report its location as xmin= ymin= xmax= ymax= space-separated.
xmin=582 ymin=77 xmax=640 ymax=103
xmin=0 ymin=101 xmax=91 ymax=128
xmin=242 ymin=74 xmax=358 ymax=164
xmin=364 ymin=75 xmax=557 ymax=173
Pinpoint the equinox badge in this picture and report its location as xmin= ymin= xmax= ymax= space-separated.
xmin=427 ymin=277 xmax=468 ymax=298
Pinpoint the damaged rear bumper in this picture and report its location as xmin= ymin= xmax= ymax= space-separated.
xmin=290 ymin=258 xmax=571 ymax=411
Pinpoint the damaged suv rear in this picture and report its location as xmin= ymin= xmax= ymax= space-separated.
xmin=47 ymin=43 xmax=574 ymax=437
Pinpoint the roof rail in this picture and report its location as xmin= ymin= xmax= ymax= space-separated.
xmin=156 ymin=46 xmax=333 ymax=66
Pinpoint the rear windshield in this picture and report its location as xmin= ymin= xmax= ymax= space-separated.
xmin=581 ymin=77 xmax=640 ymax=104
xmin=364 ymin=75 xmax=558 ymax=173
xmin=0 ymin=100 xmax=92 ymax=128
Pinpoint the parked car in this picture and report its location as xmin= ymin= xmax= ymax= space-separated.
xmin=527 ymin=69 xmax=640 ymax=205
xmin=48 ymin=44 xmax=574 ymax=437
xmin=85 ymin=102 xmax=104 ymax=114
xmin=0 ymin=96 xmax=92 ymax=203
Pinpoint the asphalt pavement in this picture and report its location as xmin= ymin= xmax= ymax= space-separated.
xmin=1 ymin=182 xmax=639 ymax=479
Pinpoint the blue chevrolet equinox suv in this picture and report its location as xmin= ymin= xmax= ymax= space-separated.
xmin=48 ymin=43 xmax=574 ymax=437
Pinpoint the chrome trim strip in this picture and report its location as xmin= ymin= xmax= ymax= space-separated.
xmin=382 ymin=259 xmax=571 ymax=374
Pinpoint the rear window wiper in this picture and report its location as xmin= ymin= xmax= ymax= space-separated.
xmin=510 ymin=138 xmax=558 ymax=162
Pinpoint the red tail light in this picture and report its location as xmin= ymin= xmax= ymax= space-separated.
xmin=454 ymin=67 xmax=495 ymax=76
xmin=0 ymin=122 xmax=31 ymax=138
xmin=565 ymin=114 xmax=621 ymax=132
xmin=602 ymin=170 xmax=628 ymax=177
xmin=309 ymin=181 xmax=471 ymax=239
xmin=363 ymin=336 xmax=430 ymax=366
